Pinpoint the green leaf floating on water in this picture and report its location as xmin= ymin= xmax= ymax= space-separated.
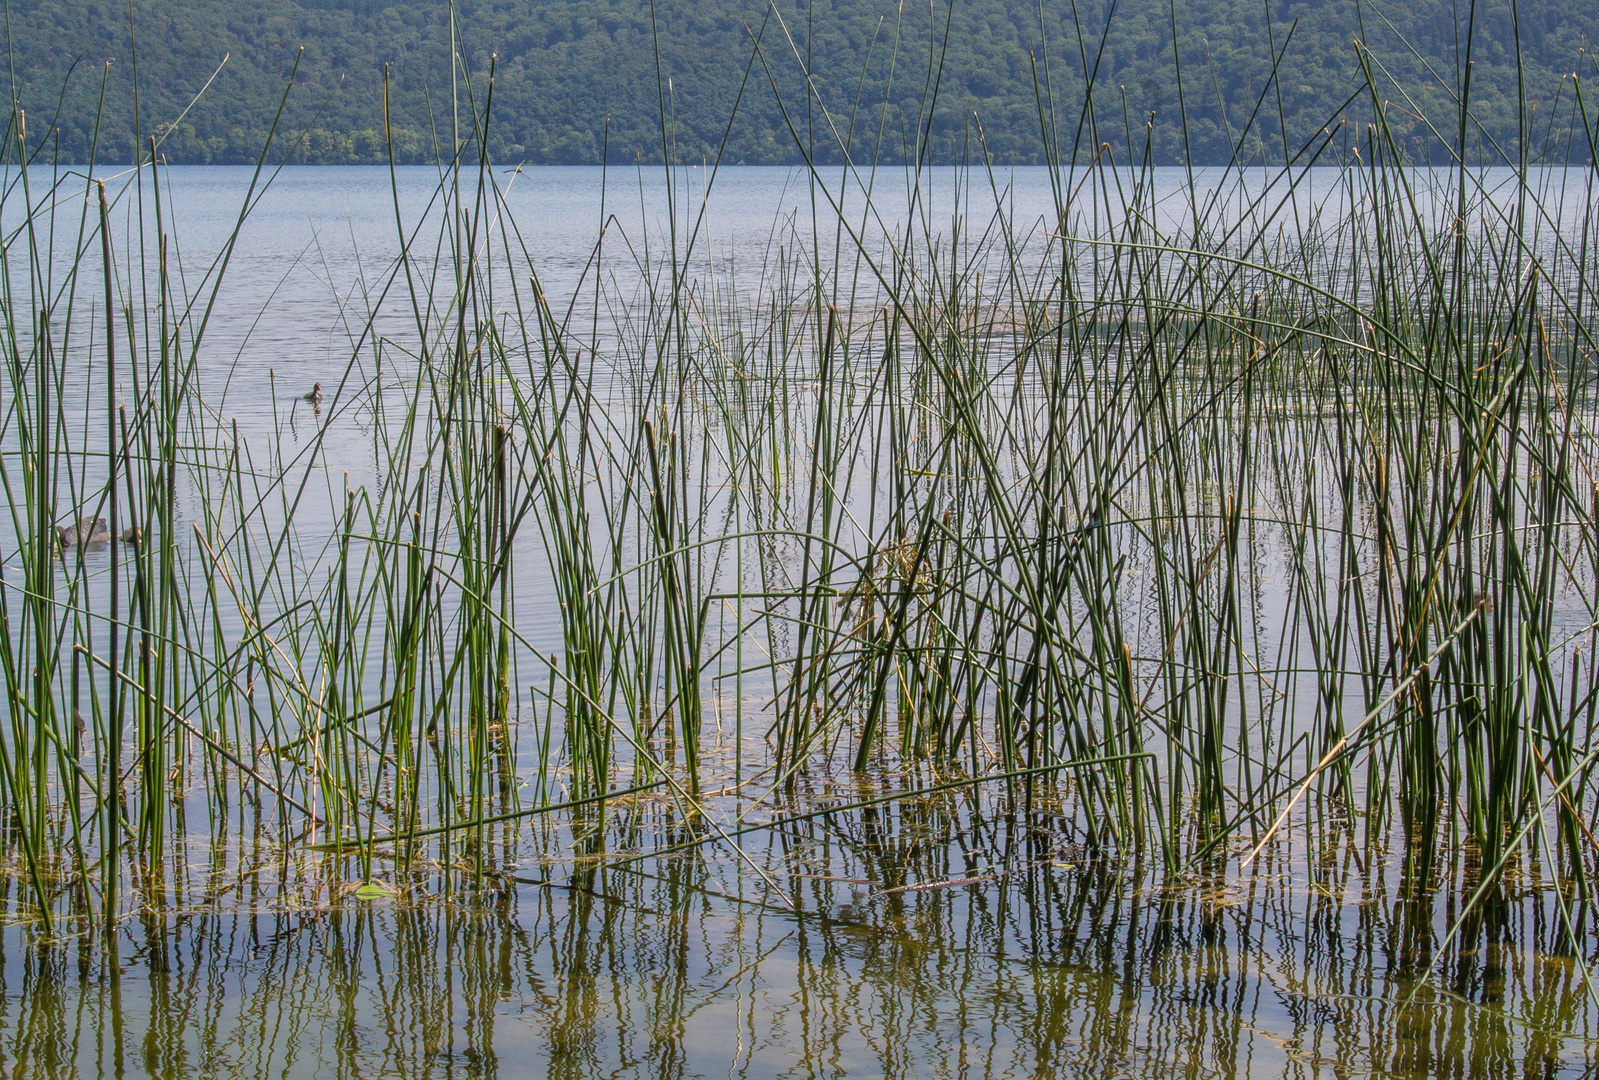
xmin=353 ymin=882 xmax=393 ymax=901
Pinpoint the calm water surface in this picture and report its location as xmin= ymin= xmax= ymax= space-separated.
xmin=2 ymin=165 xmax=1596 ymax=1078
xmin=6 ymin=791 xmax=1597 ymax=1078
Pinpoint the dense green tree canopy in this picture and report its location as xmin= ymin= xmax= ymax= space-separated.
xmin=8 ymin=0 xmax=1596 ymax=165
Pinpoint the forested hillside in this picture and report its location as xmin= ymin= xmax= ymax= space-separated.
xmin=9 ymin=0 xmax=1596 ymax=165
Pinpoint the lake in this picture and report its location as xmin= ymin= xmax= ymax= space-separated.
xmin=2 ymin=161 xmax=1597 ymax=1077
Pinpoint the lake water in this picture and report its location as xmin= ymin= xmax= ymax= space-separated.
xmin=4 ymin=792 xmax=1596 ymax=1078
xmin=10 ymin=161 xmax=1586 ymax=519
xmin=2 ymin=163 xmax=1597 ymax=1078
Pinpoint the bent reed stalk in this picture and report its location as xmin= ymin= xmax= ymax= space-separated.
xmin=0 ymin=4 xmax=1597 ymax=961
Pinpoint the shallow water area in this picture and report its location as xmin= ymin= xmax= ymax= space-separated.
xmin=5 ymin=158 xmax=1599 ymax=1078
xmin=3 ymin=783 xmax=1598 ymax=1078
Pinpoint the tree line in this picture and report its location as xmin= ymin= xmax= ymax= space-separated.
xmin=10 ymin=0 xmax=1596 ymax=166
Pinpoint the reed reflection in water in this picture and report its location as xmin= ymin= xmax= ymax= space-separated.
xmin=1 ymin=786 xmax=1592 ymax=1079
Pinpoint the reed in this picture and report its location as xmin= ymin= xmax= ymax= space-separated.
xmin=0 ymin=0 xmax=1595 ymax=974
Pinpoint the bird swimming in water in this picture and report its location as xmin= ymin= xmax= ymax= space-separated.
xmin=55 ymin=517 xmax=111 ymax=547
xmin=303 ymin=383 xmax=323 ymax=406
xmin=54 ymin=518 xmax=142 ymax=551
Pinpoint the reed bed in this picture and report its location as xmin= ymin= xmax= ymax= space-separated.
xmin=0 ymin=8 xmax=1597 ymax=993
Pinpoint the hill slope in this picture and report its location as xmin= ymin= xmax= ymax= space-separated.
xmin=9 ymin=0 xmax=1596 ymax=165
